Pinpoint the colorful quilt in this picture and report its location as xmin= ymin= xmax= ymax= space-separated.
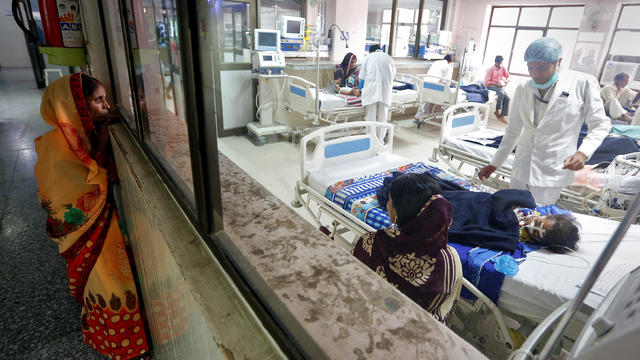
xmin=324 ymin=162 xmax=491 ymax=229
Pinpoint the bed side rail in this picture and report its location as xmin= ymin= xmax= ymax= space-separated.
xmin=440 ymin=103 xmax=490 ymax=145
xmin=299 ymin=121 xmax=394 ymax=182
xmin=286 ymin=75 xmax=319 ymax=117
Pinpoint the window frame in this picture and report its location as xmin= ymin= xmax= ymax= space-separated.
xmin=372 ymin=0 xmax=447 ymax=58
xmin=483 ymin=4 xmax=584 ymax=76
xmin=601 ymin=3 xmax=640 ymax=80
xmin=101 ymin=0 xmax=220 ymax=233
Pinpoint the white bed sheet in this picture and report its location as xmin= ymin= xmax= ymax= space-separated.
xmin=307 ymin=153 xmax=410 ymax=194
xmin=443 ymin=130 xmax=515 ymax=169
xmin=318 ymin=92 xmax=349 ymax=110
xmin=391 ymin=89 xmax=418 ymax=104
xmin=499 ymin=213 xmax=640 ymax=322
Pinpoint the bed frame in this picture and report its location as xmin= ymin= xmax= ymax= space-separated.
xmin=284 ymin=75 xmax=420 ymax=126
xmin=291 ymin=121 xmax=516 ymax=356
xmin=430 ymin=103 xmax=601 ymax=215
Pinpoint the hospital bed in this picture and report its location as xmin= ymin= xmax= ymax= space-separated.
xmin=291 ymin=121 xmax=640 ymax=358
xmin=430 ymin=103 xmax=640 ymax=218
xmin=284 ymin=74 xmax=420 ymax=125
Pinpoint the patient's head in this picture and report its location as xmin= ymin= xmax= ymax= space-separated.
xmin=387 ymin=173 xmax=442 ymax=227
xmin=523 ymin=214 xmax=580 ymax=253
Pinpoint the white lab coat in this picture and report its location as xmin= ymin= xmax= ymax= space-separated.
xmin=360 ymin=50 xmax=396 ymax=106
xmin=427 ymin=59 xmax=452 ymax=80
xmin=490 ymin=70 xmax=611 ymax=188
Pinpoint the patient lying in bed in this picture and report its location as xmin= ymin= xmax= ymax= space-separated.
xmin=352 ymin=174 xmax=463 ymax=324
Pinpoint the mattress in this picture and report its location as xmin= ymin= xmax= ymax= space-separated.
xmin=391 ymin=89 xmax=418 ymax=104
xmin=499 ymin=213 xmax=640 ymax=322
xmin=318 ymin=92 xmax=349 ymax=110
xmin=443 ymin=129 xmax=515 ymax=169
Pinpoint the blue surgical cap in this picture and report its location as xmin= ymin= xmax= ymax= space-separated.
xmin=524 ymin=37 xmax=562 ymax=63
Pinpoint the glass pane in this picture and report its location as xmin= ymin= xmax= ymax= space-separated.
xmin=546 ymin=29 xmax=579 ymax=70
xmin=518 ymin=7 xmax=549 ymax=27
xmin=491 ymin=7 xmax=519 ymax=26
xmin=420 ymin=1 xmax=444 ymax=50
xmin=549 ymin=6 xmax=584 ymax=28
xmin=259 ymin=0 xmax=302 ymax=29
xmin=484 ymin=27 xmax=515 ymax=68
xmin=126 ymin=0 xmax=194 ymax=199
xmin=610 ymin=31 xmax=640 ymax=57
xmin=510 ymin=30 xmax=544 ymax=74
xmin=218 ymin=2 xmax=252 ymax=63
xmin=103 ymin=0 xmax=135 ymax=128
xmin=619 ymin=5 xmax=640 ymax=29
xmin=367 ymin=2 xmax=392 ymax=53
xmin=393 ymin=0 xmax=420 ymax=57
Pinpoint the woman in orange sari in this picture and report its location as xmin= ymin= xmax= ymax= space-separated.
xmin=34 ymin=73 xmax=149 ymax=360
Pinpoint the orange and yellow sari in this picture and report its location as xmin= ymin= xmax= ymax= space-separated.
xmin=34 ymin=74 xmax=149 ymax=360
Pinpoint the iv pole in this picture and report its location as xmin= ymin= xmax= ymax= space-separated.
xmin=314 ymin=4 xmax=321 ymax=126
xmin=537 ymin=192 xmax=640 ymax=359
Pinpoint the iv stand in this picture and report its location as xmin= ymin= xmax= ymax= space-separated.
xmin=313 ymin=7 xmax=321 ymax=126
xmin=538 ymin=191 xmax=640 ymax=359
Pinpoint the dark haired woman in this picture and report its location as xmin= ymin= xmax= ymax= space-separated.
xmin=334 ymin=52 xmax=360 ymax=96
xmin=34 ymin=74 xmax=149 ymax=359
xmin=352 ymin=173 xmax=463 ymax=323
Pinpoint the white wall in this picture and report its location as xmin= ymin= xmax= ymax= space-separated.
xmin=0 ymin=0 xmax=30 ymax=67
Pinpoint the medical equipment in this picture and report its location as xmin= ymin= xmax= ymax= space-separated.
xmin=512 ymin=193 xmax=640 ymax=360
xmin=248 ymin=29 xmax=290 ymax=144
xmin=291 ymin=121 xmax=640 ymax=359
xmin=280 ymin=16 xmax=307 ymax=55
xmin=254 ymin=28 xmax=281 ymax=51
xmin=280 ymin=16 xmax=305 ymax=39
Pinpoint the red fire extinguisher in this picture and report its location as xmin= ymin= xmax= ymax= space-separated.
xmin=37 ymin=0 xmax=84 ymax=48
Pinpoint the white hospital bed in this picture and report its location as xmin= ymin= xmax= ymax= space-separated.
xmin=291 ymin=121 xmax=640 ymax=358
xmin=430 ymin=103 xmax=640 ymax=217
xmin=284 ymin=75 xmax=419 ymax=125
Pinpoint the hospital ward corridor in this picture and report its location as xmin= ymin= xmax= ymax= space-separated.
xmin=0 ymin=68 xmax=104 ymax=359
xmin=3 ymin=0 xmax=640 ymax=359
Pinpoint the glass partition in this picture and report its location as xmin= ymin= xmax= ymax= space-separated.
xmin=124 ymin=0 xmax=194 ymax=203
xmin=259 ymin=0 xmax=302 ymax=30
xmin=367 ymin=0 xmax=392 ymax=53
xmin=392 ymin=0 xmax=420 ymax=57
xmin=219 ymin=1 xmax=252 ymax=64
xmin=103 ymin=0 xmax=136 ymax=129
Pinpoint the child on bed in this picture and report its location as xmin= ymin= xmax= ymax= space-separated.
xmin=517 ymin=211 xmax=581 ymax=253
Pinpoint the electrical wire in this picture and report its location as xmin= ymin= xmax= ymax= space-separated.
xmin=523 ymin=245 xmax=590 ymax=269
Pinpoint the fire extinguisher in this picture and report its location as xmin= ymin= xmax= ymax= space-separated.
xmin=36 ymin=0 xmax=84 ymax=48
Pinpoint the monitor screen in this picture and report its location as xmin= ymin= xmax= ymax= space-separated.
xmin=286 ymin=20 xmax=302 ymax=35
xmin=258 ymin=32 xmax=278 ymax=48
xmin=263 ymin=55 xmax=273 ymax=61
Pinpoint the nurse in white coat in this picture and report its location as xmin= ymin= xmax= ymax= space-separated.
xmin=360 ymin=45 xmax=396 ymax=140
xmin=478 ymin=37 xmax=610 ymax=205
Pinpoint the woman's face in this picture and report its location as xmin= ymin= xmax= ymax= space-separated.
xmin=387 ymin=196 xmax=397 ymax=224
xmin=350 ymin=56 xmax=357 ymax=68
xmin=523 ymin=215 xmax=554 ymax=241
xmin=86 ymin=85 xmax=111 ymax=121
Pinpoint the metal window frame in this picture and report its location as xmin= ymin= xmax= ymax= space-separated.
xmin=483 ymin=4 xmax=584 ymax=76
xmin=384 ymin=0 xmax=447 ymax=59
xmin=601 ymin=3 xmax=640 ymax=81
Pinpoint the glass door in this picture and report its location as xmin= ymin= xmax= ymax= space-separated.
xmin=212 ymin=0 xmax=257 ymax=136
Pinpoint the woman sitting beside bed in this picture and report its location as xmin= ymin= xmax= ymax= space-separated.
xmin=352 ymin=173 xmax=463 ymax=324
xmin=333 ymin=52 xmax=361 ymax=96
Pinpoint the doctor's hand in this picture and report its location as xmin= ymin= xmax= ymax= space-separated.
xmin=563 ymin=151 xmax=588 ymax=171
xmin=478 ymin=165 xmax=497 ymax=181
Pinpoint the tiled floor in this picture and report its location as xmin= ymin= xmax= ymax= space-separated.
xmin=0 ymin=68 xmax=106 ymax=360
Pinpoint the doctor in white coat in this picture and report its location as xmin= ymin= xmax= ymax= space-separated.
xmin=360 ymin=44 xmax=396 ymax=140
xmin=478 ymin=37 xmax=610 ymax=205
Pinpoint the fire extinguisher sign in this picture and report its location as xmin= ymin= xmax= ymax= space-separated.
xmin=57 ymin=0 xmax=84 ymax=48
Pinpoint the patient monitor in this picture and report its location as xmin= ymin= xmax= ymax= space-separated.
xmin=253 ymin=29 xmax=286 ymax=75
